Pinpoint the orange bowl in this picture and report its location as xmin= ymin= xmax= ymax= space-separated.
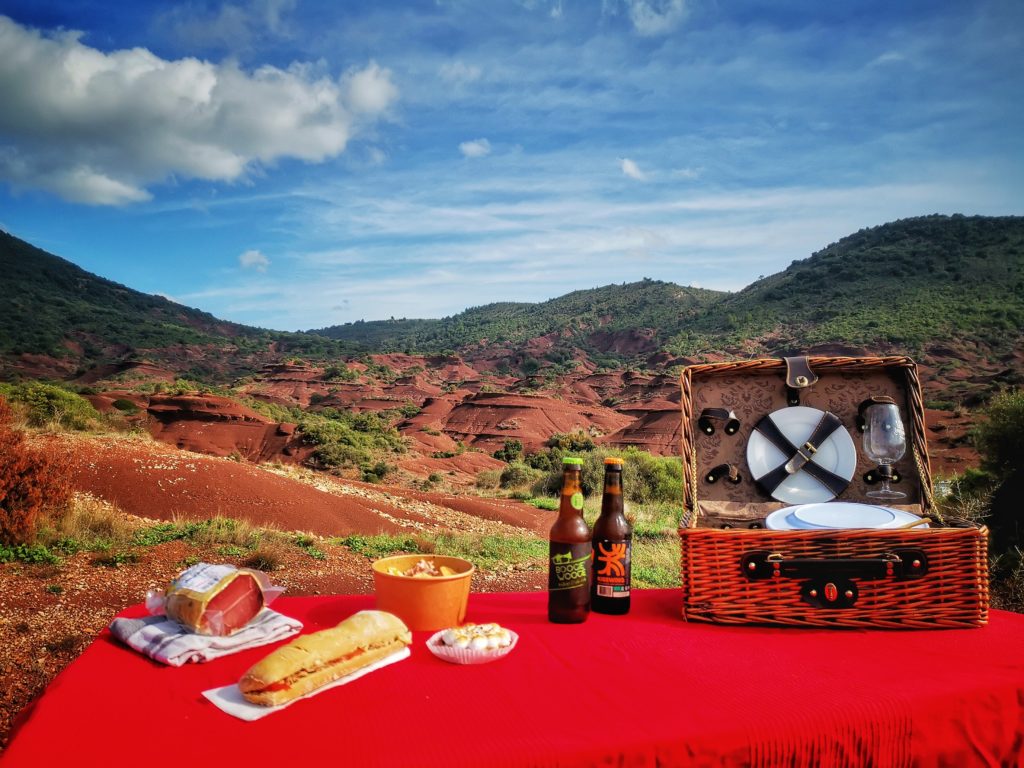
xmin=371 ymin=555 xmax=475 ymax=632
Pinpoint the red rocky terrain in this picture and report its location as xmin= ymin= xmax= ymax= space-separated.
xmin=75 ymin=353 xmax=986 ymax=480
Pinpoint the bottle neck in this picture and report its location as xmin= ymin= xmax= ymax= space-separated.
xmin=559 ymin=468 xmax=583 ymax=517
xmin=599 ymin=469 xmax=624 ymax=518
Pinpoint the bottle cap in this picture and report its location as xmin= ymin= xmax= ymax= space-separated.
xmin=562 ymin=457 xmax=584 ymax=466
xmin=604 ymin=457 xmax=624 ymax=466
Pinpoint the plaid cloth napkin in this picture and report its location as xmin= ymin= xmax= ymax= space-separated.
xmin=109 ymin=608 xmax=302 ymax=667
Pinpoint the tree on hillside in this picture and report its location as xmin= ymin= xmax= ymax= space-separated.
xmin=975 ymin=389 xmax=1024 ymax=556
xmin=0 ymin=397 xmax=71 ymax=545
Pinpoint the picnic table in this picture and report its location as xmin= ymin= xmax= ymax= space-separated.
xmin=4 ymin=589 xmax=1024 ymax=766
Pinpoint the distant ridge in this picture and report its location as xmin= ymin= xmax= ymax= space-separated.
xmin=1 ymin=215 xmax=1022 ymax=388
xmin=310 ymin=278 xmax=724 ymax=366
xmin=0 ymin=229 xmax=360 ymax=379
xmin=311 ymin=214 xmax=1024 ymax=364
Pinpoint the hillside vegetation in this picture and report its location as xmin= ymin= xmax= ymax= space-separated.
xmin=312 ymin=280 xmax=723 ymax=366
xmin=312 ymin=214 xmax=1024 ymax=365
xmin=0 ymin=230 xmax=361 ymax=375
xmin=2 ymin=215 xmax=1023 ymax=381
xmin=666 ymin=214 xmax=1024 ymax=356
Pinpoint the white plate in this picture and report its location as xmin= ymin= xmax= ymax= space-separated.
xmin=746 ymin=406 xmax=857 ymax=504
xmin=764 ymin=502 xmax=928 ymax=530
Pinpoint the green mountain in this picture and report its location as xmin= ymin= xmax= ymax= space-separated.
xmin=2 ymin=214 xmax=1022 ymax=388
xmin=311 ymin=279 xmax=724 ymax=364
xmin=312 ymin=214 xmax=1024 ymax=366
xmin=664 ymin=214 xmax=1024 ymax=356
xmin=0 ymin=230 xmax=360 ymax=378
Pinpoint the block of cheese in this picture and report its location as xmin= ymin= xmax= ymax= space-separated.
xmin=164 ymin=563 xmax=265 ymax=636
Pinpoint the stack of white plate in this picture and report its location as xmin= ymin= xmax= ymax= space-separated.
xmin=764 ymin=502 xmax=928 ymax=530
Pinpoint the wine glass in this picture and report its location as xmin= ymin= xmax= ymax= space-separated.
xmin=862 ymin=402 xmax=907 ymax=500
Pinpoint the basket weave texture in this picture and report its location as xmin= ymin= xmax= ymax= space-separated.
xmin=678 ymin=356 xmax=989 ymax=629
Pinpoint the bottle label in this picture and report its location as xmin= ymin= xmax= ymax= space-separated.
xmin=570 ymin=492 xmax=584 ymax=510
xmin=594 ymin=539 xmax=631 ymax=598
xmin=548 ymin=542 xmax=592 ymax=592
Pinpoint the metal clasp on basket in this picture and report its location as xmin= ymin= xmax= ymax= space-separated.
xmin=741 ymin=549 xmax=930 ymax=608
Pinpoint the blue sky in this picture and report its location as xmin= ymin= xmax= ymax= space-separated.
xmin=0 ymin=0 xmax=1021 ymax=331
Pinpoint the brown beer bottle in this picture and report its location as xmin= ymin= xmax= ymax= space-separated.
xmin=591 ymin=457 xmax=631 ymax=615
xmin=548 ymin=456 xmax=592 ymax=623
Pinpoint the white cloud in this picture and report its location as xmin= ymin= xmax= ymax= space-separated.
xmin=620 ymin=157 xmax=647 ymax=180
xmin=627 ymin=0 xmax=688 ymax=37
xmin=160 ymin=0 xmax=298 ymax=52
xmin=343 ymin=61 xmax=399 ymax=115
xmin=460 ymin=138 xmax=492 ymax=158
xmin=239 ymin=249 xmax=270 ymax=271
xmin=868 ymin=51 xmax=908 ymax=68
xmin=439 ymin=61 xmax=482 ymax=84
xmin=672 ymin=166 xmax=701 ymax=180
xmin=0 ymin=15 xmax=399 ymax=205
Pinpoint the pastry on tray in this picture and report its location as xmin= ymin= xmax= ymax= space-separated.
xmin=427 ymin=622 xmax=518 ymax=665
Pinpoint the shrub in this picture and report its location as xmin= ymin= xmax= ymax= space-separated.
xmin=0 ymin=382 xmax=102 ymax=431
xmin=0 ymin=397 xmax=72 ymax=545
xmin=547 ymin=431 xmax=596 ymax=453
xmin=493 ymin=439 xmax=523 ymax=463
xmin=499 ymin=462 xmax=540 ymax=489
xmin=530 ymin=446 xmax=682 ymax=504
xmin=974 ymin=389 xmax=1024 ymax=477
xmin=361 ymin=461 xmax=395 ymax=483
xmin=475 ymin=469 xmax=501 ymax=490
xmin=111 ymin=398 xmax=139 ymax=414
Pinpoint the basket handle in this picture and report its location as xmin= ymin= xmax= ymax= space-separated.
xmin=742 ymin=549 xmax=929 ymax=581
xmin=741 ymin=549 xmax=930 ymax=609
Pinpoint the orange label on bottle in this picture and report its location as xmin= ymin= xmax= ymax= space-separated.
xmin=594 ymin=539 xmax=631 ymax=597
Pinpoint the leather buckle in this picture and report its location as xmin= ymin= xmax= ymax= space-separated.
xmin=784 ymin=356 xmax=817 ymax=406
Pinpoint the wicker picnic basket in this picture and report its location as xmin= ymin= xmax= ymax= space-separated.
xmin=678 ymin=355 xmax=989 ymax=629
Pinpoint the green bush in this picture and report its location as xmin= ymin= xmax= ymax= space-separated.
xmin=499 ymin=462 xmax=540 ymax=489
xmin=475 ymin=469 xmax=501 ymax=490
xmin=299 ymin=409 xmax=407 ymax=471
xmin=493 ymin=439 xmax=523 ymax=463
xmin=547 ymin=431 xmax=596 ymax=452
xmin=531 ymin=447 xmax=682 ymax=504
xmin=974 ymin=389 xmax=1024 ymax=477
xmin=0 ymin=382 xmax=102 ymax=430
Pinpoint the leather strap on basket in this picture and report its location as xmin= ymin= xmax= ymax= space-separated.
xmin=697 ymin=408 xmax=741 ymax=436
xmin=856 ymin=395 xmax=897 ymax=432
xmin=784 ymin=356 xmax=818 ymax=406
xmin=753 ymin=411 xmax=850 ymax=498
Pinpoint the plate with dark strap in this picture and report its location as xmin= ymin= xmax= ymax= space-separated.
xmin=746 ymin=406 xmax=856 ymax=504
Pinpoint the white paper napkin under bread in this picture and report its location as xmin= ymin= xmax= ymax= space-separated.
xmin=203 ymin=646 xmax=411 ymax=721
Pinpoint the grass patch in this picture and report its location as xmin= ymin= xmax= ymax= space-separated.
xmin=92 ymin=550 xmax=141 ymax=568
xmin=431 ymin=534 xmax=547 ymax=570
xmin=632 ymin=536 xmax=681 ymax=588
xmin=37 ymin=493 xmax=139 ymax=554
xmin=334 ymin=534 xmax=423 ymax=558
xmin=293 ymin=533 xmax=327 ymax=560
xmin=334 ymin=532 xmax=547 ymax=571
xmin=525 ymin=497 xmax=558 ymax=511
xmin=0 ymin=542 xmax=61 ymax=564
xmin=132 ymin=516 xmax=265 ymax=549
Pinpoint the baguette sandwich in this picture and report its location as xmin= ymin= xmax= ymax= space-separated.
xmin=239 ymin=610 xmax=411 ymax=706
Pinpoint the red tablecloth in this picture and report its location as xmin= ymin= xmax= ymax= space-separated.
xmin=4 ymin=590 xmax=1024 ymax=767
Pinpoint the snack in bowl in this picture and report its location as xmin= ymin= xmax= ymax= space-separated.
xmin=239 ymin=610 xmax=411 ymax=706
xmin=428 ymin=622 xmax=518 ymax=664
xmin=372 ymin=554 xmax=474 ymax=631
xmin=387 ymin=558 xmax=458 ymax=578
